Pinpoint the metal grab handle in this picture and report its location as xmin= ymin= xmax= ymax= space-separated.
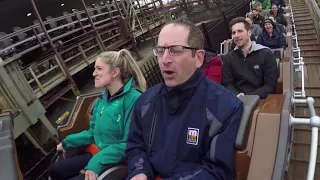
xmin=291 ymin=97 xmax=320 ymax=180
xmin=308 ymin=127 xmax=318 ymax=180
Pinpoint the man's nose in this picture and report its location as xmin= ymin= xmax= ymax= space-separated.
xmin=161 ymin=49 xmax=172 ymax=64
xmin=233 ymin=32 xmax=239 ymax=38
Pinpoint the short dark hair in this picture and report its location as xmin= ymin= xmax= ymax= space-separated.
xmin=161 ymin=19 xmax=204 ymax=49
xmin=229 ymin=17 xmax=250 ymax=31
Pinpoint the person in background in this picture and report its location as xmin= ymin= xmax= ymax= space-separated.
xmin=246 ymin=17 xmax=263 ymax=38
xmin=253 ymin=2 xmax=269 ymax=16
xmin=268 ymin=16 xmax=286 ymax=34
xmin=256 ymin=18 xmax=287 ymax=49
xmin=222 ymin=17 xmax=278 ymax=99
xmin=269 ymin=4 xmax=287 ymax=26
xmin=202 ymin=48 xmax=222 ymax=84
xmin=251 ymin=9 xmax=265 ymax=27
xmin=49 ymin=49 xmax=146 ymax=180
xmin=255 ymin=0 xmax=271 ymax=10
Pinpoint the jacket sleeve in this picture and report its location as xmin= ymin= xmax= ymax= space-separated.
xmin=222 ymin=55 xmax=239 ymax=95
xmin=279 ymin=33 xmax=287 ymax=48
xmin=202 ymin=96 xmax=243 ymax=179
xmin=256 ymin=26 xmax=263 ymax=37
xmin=205 ymin=57 xmax=223 ymax=84
xmin=247 ymin=50 xmax=278 ymax=99
xmin=85 ymin=96 xmax=139 ymax=175
xmin=62 ymin=99 xmax=101 ymax=149
xmin=256 ymin=34 xmax=263 ymax=46
xmin=126 ymin=98 xmax=154 ymax=180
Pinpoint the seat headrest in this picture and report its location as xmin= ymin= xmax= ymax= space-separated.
xmin=271 ymin=48 xmax=284 ymax=68
xmin=235 ymin=95 xmax=260 ymax=150
xmin=272 ymin=48 xmax=284 ymax=60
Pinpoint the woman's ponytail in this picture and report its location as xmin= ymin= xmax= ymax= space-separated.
xmin=118 ymin=49 xmax=147 ymax=92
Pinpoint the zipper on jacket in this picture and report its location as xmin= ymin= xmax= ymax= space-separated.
xmin=100 ymin=106 xmax=105 ymax=116
xmin=244 ymin=57 xmax=247 ymax=79
xmin=148 ymin=113 xmax=158 ymax=156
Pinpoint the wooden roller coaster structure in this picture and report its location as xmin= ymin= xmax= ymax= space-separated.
xmin=1 ymin=0 xmax=320 ymax=179
xmin=0 ymin=0 xmax=170 ymax=152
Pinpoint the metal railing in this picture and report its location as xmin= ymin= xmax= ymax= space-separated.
xmin=287 ymin=0 xmax=318 ymax=178
xmin=287 ymin=2 xmax=306 ymax=98
xmin=291 ymin=97 xmax=320 ymax=180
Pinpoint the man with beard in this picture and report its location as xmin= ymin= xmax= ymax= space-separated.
xmin=251 ymin=9 xmax=265 ymax=27
xmin=269 ymin=4 xmax=287 ymax=26
xmin=222 ymin=17 xmax=278 ymax=99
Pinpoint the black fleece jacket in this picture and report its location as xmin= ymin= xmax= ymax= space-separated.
xmin=222 ymin=42 xmax=278 ymax=99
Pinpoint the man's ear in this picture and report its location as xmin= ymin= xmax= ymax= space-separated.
xmin=195 ymin=50 xmax=205 ymax=68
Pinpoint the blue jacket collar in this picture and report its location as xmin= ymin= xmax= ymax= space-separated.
xmin=160 ymin=69 xmax=204 ymax=114
xmin=164 ymin=69 xmax=204 ymax=94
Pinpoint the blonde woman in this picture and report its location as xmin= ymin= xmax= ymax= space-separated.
xmin=49 ymin=49 xmax=146 ymax=180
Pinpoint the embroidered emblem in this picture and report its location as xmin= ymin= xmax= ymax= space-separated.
xmin=186 ymin=128 xmax=199 ymax=145
xmin=112 ymin=100 xmax=120 ymax=106
xmin=254 ymin=65 xmax=259 ymax=69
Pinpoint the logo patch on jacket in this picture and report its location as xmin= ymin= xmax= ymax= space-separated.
xmin=186 ymin=128 xmax=199 ymax=145
xmin=254 ymin=65 xmax=259 ymax=69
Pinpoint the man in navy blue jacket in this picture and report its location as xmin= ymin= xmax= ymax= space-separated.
xmin=126 ymin=19 xmax=244 ymax=180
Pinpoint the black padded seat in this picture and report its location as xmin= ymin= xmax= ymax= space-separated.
xmin=0 ymin=32 xmax=13 ymax=48
xmin=63 ymin=12 xmax=73 ymax=23
xmin=46 ymin=16 xmax=58 ymax=29
xmin=13 ymin=27 xmax=27 ymax=41
xmin=271 ymin=48 xmax=284 ymax=67
xmin=235 ymin=95 xmax=260 ymax=149
xmin=33 ymin=20 xmax=44 ymax=33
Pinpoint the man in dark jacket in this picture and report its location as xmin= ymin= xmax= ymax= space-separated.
xmin=222 ymin=17 xmax=278 ymax=99
xmin=126 ymin=19 xmax=243 ymax=180
xmin=269 ymin=4 xmax=287 ymax=26
xmin=251 ymin=9 xmax=265 ymax=27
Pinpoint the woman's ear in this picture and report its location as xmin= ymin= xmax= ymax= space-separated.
xmin=112 ymin=68 xmax=120 ymax=78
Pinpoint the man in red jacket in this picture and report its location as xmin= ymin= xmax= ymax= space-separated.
xmin=201 ymin=48 xmax=222 ymax=84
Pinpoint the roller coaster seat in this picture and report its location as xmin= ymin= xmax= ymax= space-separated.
xmin=96 ymin=95 xmax=261 ymax=180
xmin=54 ymin=92 xmax=128 ymax=180
xmin=58 ymin=92 xmax=100 ymax=155
xmin=57 ymin=92 xmax=100 ymax=140
xmin=56 ymin=85 xmax=288 ymax=180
